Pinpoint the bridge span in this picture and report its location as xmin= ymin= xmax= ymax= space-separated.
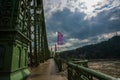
xmin=0 ymin=0 xmax=119 ymax=80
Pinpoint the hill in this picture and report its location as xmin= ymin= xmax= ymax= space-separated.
xmin=59 ymin=36 xmax=120 ymax=60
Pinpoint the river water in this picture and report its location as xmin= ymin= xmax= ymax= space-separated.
xmin=88 ymin=60 xmax=120 ymax=78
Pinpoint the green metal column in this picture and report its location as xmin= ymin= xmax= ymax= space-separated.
xmin=41 ymin=0 xmax=50 ymax=62
xmin=0 ymin=0 xmax=31 ymax=80
xmin=26 ymin=0 xmax=50 ymax=67
xmin=28 ymin=0 xmax=32 ymax=67
xmin=37 ymin=7 xmax=42 ymax=63
xmin=33 ymin=0 xmax=38 ymax=66
xmin=32 ymin=0 xmax=50 ymax=64
xmin=36 ymin=0 xmax=43 ymax=64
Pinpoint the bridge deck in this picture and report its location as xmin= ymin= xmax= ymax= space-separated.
xmin=26 ymin=59 xmax=67 ymax=80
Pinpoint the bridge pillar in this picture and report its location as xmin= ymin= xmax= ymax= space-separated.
xmin=0 ymin=0 xmax=30 ymax=80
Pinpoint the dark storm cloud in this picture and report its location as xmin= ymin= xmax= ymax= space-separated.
xmin=46 ymin=7 xmax=120 ymax=41
xmin=44 ymin=0 xmax=120 ymax=50
xmin=46 ymin=8 xmax=89 ymax=40
xmin=91 ymin=6 xmax=120 ymax=33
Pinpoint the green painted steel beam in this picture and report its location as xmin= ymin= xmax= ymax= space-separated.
xmin=68 ymin=62 xmax=117 ymax=80
xmin=29 ymin=0 xmax=50 ymax=66
xmin=0 ymin=0 xmax=31 ymax=80
xmin=33 ymin=0 xmax=38 ymax=67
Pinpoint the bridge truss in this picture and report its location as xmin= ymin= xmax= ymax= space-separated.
xmin=0 ymin=0 xmax=50 ymax=80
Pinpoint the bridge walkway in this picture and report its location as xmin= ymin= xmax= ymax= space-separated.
xmin=26 ymin=59 xmax=67 ymax=80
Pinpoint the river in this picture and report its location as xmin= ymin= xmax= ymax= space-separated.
xmin=88 ymin=59 xmax=120 ymax=78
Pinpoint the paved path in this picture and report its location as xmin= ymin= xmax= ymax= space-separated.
xmin=26 ymin=59 xmax=67 ymax=80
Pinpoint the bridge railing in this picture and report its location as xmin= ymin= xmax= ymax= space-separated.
xmin=54 ymin=58 xmax=118 ymax=80
xmin=54 ymin=58 xmax=63 ymax=71
xmin=68 ymin=62 xmax=117 ymax=80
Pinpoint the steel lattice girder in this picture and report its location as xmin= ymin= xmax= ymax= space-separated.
xmin=29 ymin=0 xmax=50 ymax=66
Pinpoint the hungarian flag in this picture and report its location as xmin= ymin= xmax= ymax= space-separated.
xmin=57 ymin=32 xmax=63 ymax=45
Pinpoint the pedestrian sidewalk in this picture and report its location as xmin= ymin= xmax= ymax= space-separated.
xmin=26 ymin=59 xmax=67 ymax=80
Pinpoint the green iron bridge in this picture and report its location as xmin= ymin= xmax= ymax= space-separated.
xmin=0 ymin=0 xmax=119 ymax=80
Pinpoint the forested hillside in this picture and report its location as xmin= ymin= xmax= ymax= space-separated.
xmin=59 ymin=36 xmax=120 ymax=59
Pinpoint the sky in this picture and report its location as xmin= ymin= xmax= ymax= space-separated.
xmin=43 ymin=0 xmax=120 ymax=51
